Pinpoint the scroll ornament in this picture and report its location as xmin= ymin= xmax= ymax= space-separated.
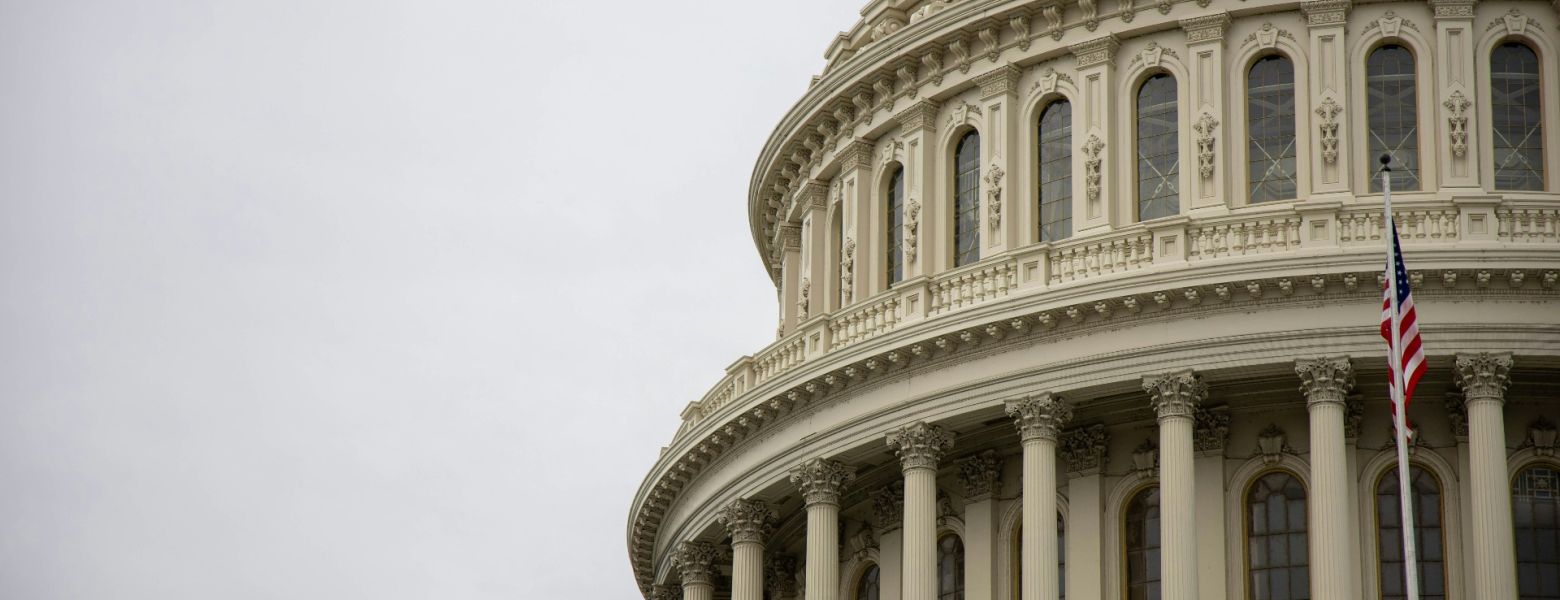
xmin=1444 ymin=90 xmax=1471 ymax=158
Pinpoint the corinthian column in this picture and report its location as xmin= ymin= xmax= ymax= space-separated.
xmin=887 ymin=422 xmax=955 ymax=600
xmin=1296 ymin=357 xmax=1355 ymax=600
xmin=1144 ymin=370 xmax=1206 ymax=600
xmin=1006 ymin=393 xmax=1073 ymax=600
xmin=719 ymin=499 xmax=775 ymax=600
xmin=1457 ymin=352 xmax=1517 ymax=600
xmin=790 ymin=458 xmax=856 ymax=600
xmin=674 ymin=541 xmax=720 ymax=600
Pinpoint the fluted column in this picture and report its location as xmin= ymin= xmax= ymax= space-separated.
xmin=719 ymin=499 xmax=775 ymax=600
xmin=1006 ymin=393 xmax=1073 ymax=600
xmin=887 ymin=422 xmax=954 ymax=600
xmin=1457 ymin=352 xmax=1517 ymax=600
xmin=790 ymin=458 xmax=856 ymax=600
xmin=674 ymin=541 xmax=720 ymax=600
xmin=1144 ymin=370 xmax=1207 ymax=600
xmin=1296 ymin=357 xmax=1355 ymax=600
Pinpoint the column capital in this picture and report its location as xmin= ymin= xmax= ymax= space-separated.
xmin=836 ymin=138 xmax=875 ymax=171
xmin=789 ymin=458 xmax=856 ymax=507
xmin=1194 ymin=406 xmax=1231 ymax=454
xmin=1180 ymin=13 xmax=1232 ymax=45
xmin=871 ymin=485 xmax=905 ymax=532
xmin=765 ymin=553 xmax=799 ymax=599
xmin=1070 ymin=34 xmax=1120 ymax=69
xmin=975 ymin=63 xmax=1023 ymax=100
xmin=1295 ymin=356 xmax=1356 ymax=406
xmin=957 ymin=450 xmax=1004 ymax=501
xmin=887 ymin=421 xmax=954 ymax=472
xmin=893 ymin=99 xmax=942 ymax=133
xmin=1429 ymin=0 xmax=1475 ymax=20
xmin=1455 ymin=352 xmax=1514 ymax=404
xmin=718 ymin=498 xmax=776 ymax=546
xmin=1060 ymin=424 xmax=1110 ymax=474
xmin=674 ymin=541 xmax=721 ymax=586
xmin=1300 ymin=0 xmax=1350 ymax=27
xmin=1144 ymin=370 xmax=1207 ymax=420
xmin=1006 ymin=393 xmax=1074 ymax=442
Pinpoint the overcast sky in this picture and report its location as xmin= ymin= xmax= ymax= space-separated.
xmin=0 ymin=1 xmax=861 ymax=597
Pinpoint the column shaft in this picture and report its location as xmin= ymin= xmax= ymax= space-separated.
xmin=682 ymin=582 xmax=712 ymax=600
xmin=805 ymin=503 xmax=840 ymax=600
xmin=1308 ymin=400 xmax=1351 ymax=600
xmin=1469 ymin=398 xmax=1517 ymax=599
xmin=903 ymin=466 xmax=938 ymax=600
xmin=732 ymin=541 xmax=764 ymax=600
xmin=1022 ymin=437 xmax=1060 ymax=600
xmin=1160 ymin=414 xmax=1197 ymax=600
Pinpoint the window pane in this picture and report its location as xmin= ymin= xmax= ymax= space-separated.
xmin=938 ymin=534 xmax=965 ymax=600
xmin=1516 ymin=466 xmax=1560 ymax=600
xmin=1247 ymin=55 xmax=1298 ymax=202
xmin=1137 ymin=74 xmax=1180 ymax=220
xmin=1248 ymin=472 xmax=1309 ymax=600
xmin=1491 ymin=42 xmax=1545 ymax=191
xmin=1367 ymin=45 xmax=1421 ymax=191
xmin=1378 ymin=466 xmax=1446 ymax=600
xmin=1039 ymin=100 xmax=1074 ymax=241
xmin=954 ymin=132 xmax=981 ymax=267
xmin=1126 ymin=487 xmax=1162 ymax=600
xmin=886 ymin=168 xmax=904 ymax=284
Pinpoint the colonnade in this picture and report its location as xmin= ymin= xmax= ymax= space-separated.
xmin=669 ymin=352 xmax=1520 ymax=600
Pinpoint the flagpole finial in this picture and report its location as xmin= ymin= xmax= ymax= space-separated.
xmin=1380 ymin=153 xmax=1393 ymax=171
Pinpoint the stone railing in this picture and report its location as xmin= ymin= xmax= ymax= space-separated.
xmin=1047 ymin=229 xmax=1154 ymax=284
xmin=929 ymin=257 xmax=1020 ymax=316
xmin=1498 ymin=205 xmax=1560 ymax=242
xmin=1190 ymin=215 xmax=1303 ymax=260
xmin=1340 ymin=206 xmax=1459 ymax=245
xmin=829 ymin=293 xmax=902 ymax=351
xmin=753 ymin=334 xmax=805 ymax=386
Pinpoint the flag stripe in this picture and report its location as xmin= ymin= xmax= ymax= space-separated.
xmin=1381 ymin=224 xmax=1427 ymax=424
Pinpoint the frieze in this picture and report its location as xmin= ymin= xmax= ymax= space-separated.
xmin=1429 ymin=0 xmax=1475 ymax=20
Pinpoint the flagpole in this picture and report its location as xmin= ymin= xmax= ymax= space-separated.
xmin=1382 ymin=153 xmax=1421 ymax=600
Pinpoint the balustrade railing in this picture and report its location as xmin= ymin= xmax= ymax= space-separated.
xmin=1190 ymin=216 xmax=1302 ymax=260
xmin=1498 ymin=206 xmax=1560 ymax=242
xmin=1340 ymin=207 xmax=1459 ymax=245
xmin=1048 ymin=230 xmax=1153 ymax=284
xmin=929 ymin=258 xmax=1019 ymax=316
xmin=753 ymin=335 xmax=805 ymax=386
xmin=829 ymin=295 xmax=902 ymax=351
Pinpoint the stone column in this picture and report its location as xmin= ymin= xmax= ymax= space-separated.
xmin=1296 ymin=357 xmax=1356 ymax=600
xmin=1456 ymin=352 xmax=1517 ymax=600
xmin=887 ymin=422 xmax=955 ymax=600
xmin=1007 ymin=393 xmax=1073 ymax=600
xmin=1060 ymin=425 xmax=1109 ymax=600
xmin=790 ymin=458 xmax=857 ymax=600
xmin=1144 ymin=370 xmax=1207 ymax=600
xmin=1300 ymin=0 xmax=1352 ymax=196
xmin=958 ymin=451 xmax=1004 ymax=600
xmin=674 ymin=541 xmax=720 ymax=600
xmin=719 ymin=499 xmax=775 ymax=600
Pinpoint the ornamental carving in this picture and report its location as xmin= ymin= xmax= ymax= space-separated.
xmin=798 ymin=277 xmax=810 ymax=320
xmin=1133 ymin=42 xmax=1178 ymax=68
xmin=1120 ymin=0 xmax=1136 ymax=22
xmin=1444 ymin=391 xmax=1468 ymax=440
xmin=1431 ymin=0 xmax=1474 ymax=19
xmin=1144 ymin=370 xmax=1207 ymax=419
xmin=1006 ymin=392 xmax=1073 ymax=442
xmin=1364 ymin=11 xmax=1418 ymax=37
xmin=897 ymin=65 xmax=919 ymax=99
xmin=871 ymin=485 xmax=905 ymax=531
xmin=1296 ymin=356 xmax=1355 ymax=405
xmin=1083 ymin=134 xmax=1105 ymax=202
xmin=673 ymin=541 xmax=721 ymax=586
xmin=1315 ymin=97 xmax=1343 ymax=164
xmin=1257 ymin=423 xmax=1290 ymax=464
xmin=1194 ymin=405 xmax=1230 ymax=453
xmin=887 ymin=421 xmax=955 ymax=471
xmin=1528 ymin=417 xmax=1558 ymax=457
xmin=1060 ymin=424 xmax=1109 ymax=473
xmin=1493 ymin=9 xmax=1532 ymax=35
xmin=948 ymin=101 xmax=983 ymax=127
xmin=1444 ymin=91 xmax=1471 ymax=158
xmin=1193 ymin=112 xmax=1219 ymax=179
xmin=976 ymin=64 xmax=1022 ymax=100
xmin=1345 ymin=392 xmax=1364 ymax=439
xmin=880 ymin=138 xmax=903 ymax=168
xmin=957 ymin=450 xmax=1004 ymax=501
xmin=652 ymin=584 xmax=680 ymax=600
xmin=875 ymin=78 xmax=895 ymax=111
xmin=985 ymin=163 xmax=1005 ymax=234
xmin=922 ymin=52 xmax=943 ymax=86
xmin=1455 ymin=352 xmax=1513 ymax=403
xmin=1181 ymin=13 xmax=1231 ymax=44
xmin=904 ymin=196 xmax=921 ymax=264
xmin=1042 ymin=4 xmax=1063 ymax=41
xmin=789 ymin=458 xmax=856 ymax=506
xmin=1244 ymin=23 xmax=1295 ymax=49
xmin=1081 ymin=0 xmax=1100 ymax=30
xmin=980 ymin=27 xmax=1000 ymax=62
xmin=950 ymin=38 xmax=972 ymax=73
xmin=1070 ymin=35 xmax=1120 ymax=69
xmin=765 ymin=554 xmax=798 ymax=598
xmin=841 ymin=238 xmax=856 ymax=304
xmin=870 ymin=16 xmax=905 ymax=42
xmin=718 ymin=498 xmax=775 ymax=545
xmin=1300 ymin=0 xmax=1349 ymax=27
xmin=1131 ymin=438 xmax=1158 ymax=475
xmin=849 ymin=526 xmax=878 ymax=557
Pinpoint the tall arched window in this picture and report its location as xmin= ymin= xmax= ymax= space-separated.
xmin=1246 ymin=471 xmax=1309 ymax=600
xmin=886 ymin=167 xmax=905 ymax=285
xmin=855 ymin=563 xmax=881 ymax=600
xmin=954 ymin=131 xmax=981 ymax=266
xmin=938 ymin=533 xmax=966 ymax=600
xmin=1491 ymin=42 xmax=1545 ymax=191
xmin=1011 ymin=514 xmax=1068 ymax=599
xmin=1137 ymin=74 xmax=1180 ymax=221
xmin=1038 ymin=100 xmax=1074 ymax=241
xmin=1514 ymin=464 xmax=1560 ymax=599
xmin=1125 ymin=486 xmax=1162 ymax=600
xmin=1377 ymin=466 xmax=1446 ymax=600
xmin=1247 ymin=55 xmax=1298 ymax=202
xmin=1367 ymin=44 xmax=1421 ymax=191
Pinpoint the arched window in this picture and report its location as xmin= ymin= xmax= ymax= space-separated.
xmin=1491 ymin=42 xmax=1545 ymax=191
xmin=1125 ymin=486 xmax=1162 ymax=600
xmin=1377 ymin=466 xmax=1446 ymax=600
xmin=1137 ymin=74 xmax=1180 ymax=221
xmin=1367 ymin=44 xmax=1421 ymax=191
xmin=938 ymin=533 xmax=966 ymax=600
xmin=886 ymin=167 xmax=905 ymax=285
xmin=1038 ymin=100 xmax=1074 ymax=241
xmin=1247 ymin=55 xmax=1298 ymax=202
xmin=855 ymin=563 xmax=881 ymax=600
xmin=954 ymin=131 xmax=981 ymax=267
xmin=1514 ymin=464 xmax=1560 ymax=599
xmin=1011 ymin=513 xmax=1068 ymax=599
xmin=1246 ymin=471 xmax=1309 ymax=600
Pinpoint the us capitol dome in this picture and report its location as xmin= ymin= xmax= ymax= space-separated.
xmin=628 ymin=0 xmax=1560 ymax=599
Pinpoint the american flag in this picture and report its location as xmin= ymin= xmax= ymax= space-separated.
xmin=1380 ymin=223 xmax=1426 ymax=418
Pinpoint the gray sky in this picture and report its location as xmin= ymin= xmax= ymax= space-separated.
xmin=0 ymin=1 xmax=859 ymax=597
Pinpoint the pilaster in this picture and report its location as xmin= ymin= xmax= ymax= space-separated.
xmin=776 ymin=223 xmax=803 ymax=335
xmin=975 ymin=64 xmax=1023 ymax=255
xmin=959 ymin=452 xmax=1003 ymax=600
xmin=837 ymin=139 xmax=876 ymax=301
xmin=1059 ymin=425 xmax=1107 ymax=600
xmin=1431 ymin=0 xmax=1479 ymax=188
xmin=1069 ymin=35 xmax=1120 ymax=233
xmin=1180 ymin=13 xmax=1232 ymax=213
xmin=894 ymin=100 xmax=942 ymax=276
xmin=1301 ymin=0 xmax=1352 ymax=196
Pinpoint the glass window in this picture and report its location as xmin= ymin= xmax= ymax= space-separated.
xmin=1012 ymin=514 xmax=1068 ymax=600
xmin=886 ymin=168 xmax=905 ymax=285
xmin=1247 ymin=471 xmax=1309 ymax=600
xmin=1377 ymin=466 xmax=1446 ymax=600
xmin=1514 ymin=465 xmax=1560 ymax=600
xmin=954 ymin=132 xmax=981 ymax=266
xmin=1137 ymin=74 xmax=1180 ymax=221
xmin=1491 ymin=42 xmax=1545 ymax=191
xmin=938 ymin=534 xmax=966 ymax=600
xmin=1247 ymin=55 xmax=1299 ymax=202
xmin=856 ymin=563 xmax=881 ymax=600
xmin=1039 ymin=100 xmax=1074 ymax=241
xmin=1367 ymin=45 xmax=1421 ymax=191
xmin=1125 ymin=486 xmax=1162 ymax=600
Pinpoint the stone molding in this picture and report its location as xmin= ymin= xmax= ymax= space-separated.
xmin=1300 ymin=0 xmax=1351 ymax=27
xmin=789 ymin=458 xmax=856 ymax=507
xmin=1455 ymin=352 xmax=1514 ymax=404
xmin=1296 ymin=356 xmax=1356 ymax=406
xmin=718 ymin=498 xmax=775 ymax=546
xmin=1144 ymin=369 xmax=1206 ymax=419
xmin=887 ymin=421 xmax=954 ymax=471
xmin=1070 ymin=34 xmax=1120 ymax=68
xmin=957 ymin=450 xmax=1004 ymax=501
xmin=893 ymin=99 xmax=941 ymax=132
xmin=975 ymin=63 xmax=1023 ymax=100
xmin=1180 ymin=13 xmax=1232 ymax=44
xmin=1005 ymin=392 xmax=1073 ymax=442
xmin=673 ymin=541 xmax=721 ymax=586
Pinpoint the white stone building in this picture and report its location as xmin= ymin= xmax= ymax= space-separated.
xmin=627 ymin=0 xmax=1560 ymax=599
